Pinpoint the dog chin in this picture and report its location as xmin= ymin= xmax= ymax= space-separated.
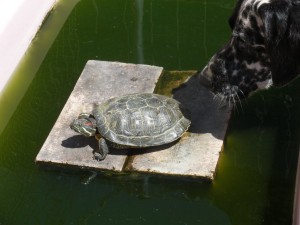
xmin=256 ymin=79 xmax=273 ymax=90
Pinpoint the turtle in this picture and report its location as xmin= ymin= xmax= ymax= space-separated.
xmin=70 ymin=93 xmax=191 ymax=161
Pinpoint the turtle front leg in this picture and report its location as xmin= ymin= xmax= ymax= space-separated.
xmin=93 ymin=137 xmax=109 ymax=161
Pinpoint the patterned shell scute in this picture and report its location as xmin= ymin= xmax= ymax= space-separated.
xmin=92 ymin=93 xmax=190 ymax=147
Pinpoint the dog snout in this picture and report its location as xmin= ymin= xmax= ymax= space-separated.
xmin=199 ymin=67 xmax=212 ymax=89
xmin=199 ymin=58 xmax=226 ymax=89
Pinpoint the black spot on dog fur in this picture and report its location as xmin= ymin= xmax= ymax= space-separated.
xmin=199 ymin=0 xmax=300 ymax=102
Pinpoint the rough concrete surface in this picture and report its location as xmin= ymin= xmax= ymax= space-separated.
xmin=125 ymin=75 xmax=231 ymax=179
xmin=36 ymin=60 xmax=231 ymax=180
xmin=36 ymin=60 xmax=163 ymax=171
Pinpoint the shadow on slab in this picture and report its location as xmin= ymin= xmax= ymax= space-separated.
xmin=62 ymin=134 xmax=177 ymax=157
xmin=172 ymin=74 xmax=231 ymax=140
xmin=61 ymin=135 xmax=129 ymax=156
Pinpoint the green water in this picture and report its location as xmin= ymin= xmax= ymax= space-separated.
xmin=0 ymin=0 xmax=300 ymax=224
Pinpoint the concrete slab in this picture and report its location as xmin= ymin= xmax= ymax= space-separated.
xmin=36 ymin=61 xmax=231 ymax=180
xmin=35 ymin=60 xmax=163 ymax=171
xmin=124 ymin=75 xmax=231 ymax=179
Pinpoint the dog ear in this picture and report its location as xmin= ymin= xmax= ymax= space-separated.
xmin=258 ymin=1 xmax=300 ymax=86
xmin=228 ymin=0 xmax=244 ymax=30
xmin=258 ymin=1 xmax=290 ymax=47
xmin=289 ymin=1 xmax=300 ymax=47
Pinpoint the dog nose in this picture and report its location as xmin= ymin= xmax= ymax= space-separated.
xmin=198 ymin=66 xmax=212 ymax=89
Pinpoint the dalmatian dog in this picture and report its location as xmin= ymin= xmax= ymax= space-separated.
xmin=199 ymin=0 xmax=300 ymax=103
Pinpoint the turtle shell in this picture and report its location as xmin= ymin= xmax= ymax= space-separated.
xmin=92 ymin=93 xmax=191 ymax=147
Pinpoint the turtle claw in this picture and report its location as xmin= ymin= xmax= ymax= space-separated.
xmin=93 ymin=152 xmax=106 ymax=161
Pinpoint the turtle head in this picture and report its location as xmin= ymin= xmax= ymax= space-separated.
xmin=70 ymin=113 xmax=97 ymax=137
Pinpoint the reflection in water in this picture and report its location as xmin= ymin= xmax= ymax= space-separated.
xmin=136 ymin=0 xmax=144 ymax=63
xmin=92 ymin=0 xmax=99 ymax=34
xmin=82 ymin=171 xmax=97 ymax=185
